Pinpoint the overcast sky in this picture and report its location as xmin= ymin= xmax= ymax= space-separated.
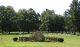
xmin=0 ymin=0 xmax=72 ymax=15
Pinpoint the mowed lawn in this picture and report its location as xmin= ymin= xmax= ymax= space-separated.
xmin=0 ymin=33 xmax=80 ymax=47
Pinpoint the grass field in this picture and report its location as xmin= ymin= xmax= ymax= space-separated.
xmin=0 ymin=33 xmax=80 ymax=47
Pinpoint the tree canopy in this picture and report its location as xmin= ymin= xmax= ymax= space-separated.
xmin=0 ymin=0 xmax=80 ymax=34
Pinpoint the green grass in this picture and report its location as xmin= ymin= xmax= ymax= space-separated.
xmin=0 ymin=33 xmax=80 ymax=47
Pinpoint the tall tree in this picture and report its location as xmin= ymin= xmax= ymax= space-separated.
xmin=17 ymin=8 xmax=40 ymax=33
xmin=40 ymin=9 xmax=55 ymax=31
xmin=69 ymin=0 xmax=78 ymax=34
xmin=77 ymin=1 xmax=80 ymax=33
xmin=0 ymin=6 xmax=5 ymax=34
xmin=17 ymin=9 xmax=28 ymax=33
xmin=64 ymin=10 xmax=72 ymax=33
xmin=40 ymin=9 xmax=65 ymax=33
xmin=0 ymin=6 xmax=16 ymax=34
xmin=27 ymin=8 xmax=40 ymax=32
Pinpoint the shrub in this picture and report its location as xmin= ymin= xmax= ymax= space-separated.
xmin=46 ymin=37 xmax=58 ymax=42
xmin=46 ymin=37 xmax=64 ymax=42
xmin=13 ymin=37 xmax=18 ymax=41
xmin=58 ymin=38 xmax=64 ymax=42
xmin=19 ymin=37 xmax=31 ymax=41
xmin=25 ymin=37 xmax=31 ymax=41
xmin=31 ymin=31 xmax=45 ymax=42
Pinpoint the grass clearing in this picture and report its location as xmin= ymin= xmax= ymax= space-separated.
xmin=0 ymin=33 xmax=80 ymax=47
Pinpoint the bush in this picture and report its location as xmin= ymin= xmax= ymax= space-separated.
xmin=31 ymin=31 xmax=45 ymax=42
xmin=19 ymin=37 xmax=31 ymax=41
xmin=13 ymin=37 xmax=18 ymax=41
xmin=46 ymin=37 xmax=58 ymax=42
xmin=46 ymin=37 xmax=64 ymax=42
xmin=58 ymin=38 xmax=64 ymax=42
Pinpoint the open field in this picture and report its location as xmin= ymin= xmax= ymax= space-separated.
xmin=0 ymin=33 xmax=80 ymax=47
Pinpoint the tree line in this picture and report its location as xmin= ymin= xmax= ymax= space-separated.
xmin=0 ymin=0 xmax=80 ymax=34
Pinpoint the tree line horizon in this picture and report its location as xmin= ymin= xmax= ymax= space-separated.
xmin=0 ymin=0 xmax=80 ymax=34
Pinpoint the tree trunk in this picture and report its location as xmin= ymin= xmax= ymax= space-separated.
xmin=79 ymin=30 xmax=80 ymax=33
xmin=9 ymin=31 xmax=10 ymax=34
xmin=2 ymin=30 xmax=4 ymax=34
xmin=28 ymin=31 xmax=30 ymax=34
xmin=23 ymin=31 xmax=24 ymax=34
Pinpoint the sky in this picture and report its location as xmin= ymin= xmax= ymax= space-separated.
xmin=0 ymin=0 xmax=72 ymax=15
